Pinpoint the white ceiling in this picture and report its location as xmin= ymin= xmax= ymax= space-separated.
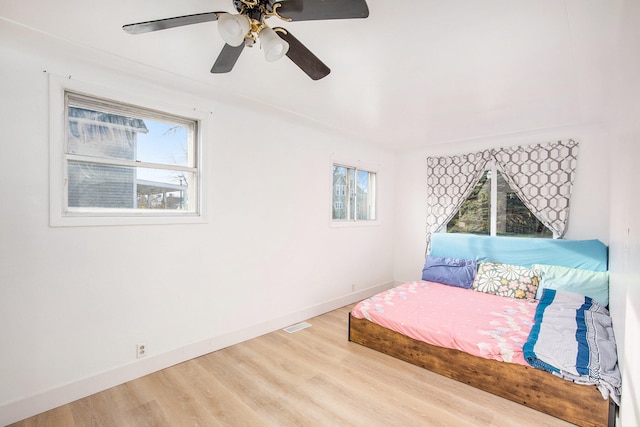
xmin=0 ymin=0 xmax=617 ymax=151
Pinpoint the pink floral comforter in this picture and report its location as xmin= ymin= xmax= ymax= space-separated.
xmin=351 ymin=281 xmax=539 ymax=366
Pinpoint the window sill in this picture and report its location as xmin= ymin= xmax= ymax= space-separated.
xmin=330 ymin=220 xmax=380 ymax=228
xmin=50 ymin=212 xmax=206 ymax=227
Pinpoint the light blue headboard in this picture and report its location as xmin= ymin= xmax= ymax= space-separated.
xmin=429 ymin=233 xmax=608 ymax=272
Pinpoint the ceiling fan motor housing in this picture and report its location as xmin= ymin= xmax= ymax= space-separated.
xmin=233 ymin=0 xmax=274 ymax=15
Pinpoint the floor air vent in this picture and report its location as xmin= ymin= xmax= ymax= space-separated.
xmin=283 ymin=321 xmax=311 ymax=333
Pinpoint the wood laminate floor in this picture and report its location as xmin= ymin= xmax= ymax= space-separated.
xmin=10 ymin=305 xmax=573 ymax=427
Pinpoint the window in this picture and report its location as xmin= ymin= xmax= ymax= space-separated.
xmin=50 ymin=79 xmax=204 ymax=226
xmin=332 ymin=164 xmax=376 ymax=221
xmin=447 ymin=164 xmax=552 ymax=237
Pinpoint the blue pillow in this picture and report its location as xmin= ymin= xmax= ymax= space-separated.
xmin=422 ymin=255 xmax=477 ymax=289
xmin=532 ymin=264 xmax=609 ymax=307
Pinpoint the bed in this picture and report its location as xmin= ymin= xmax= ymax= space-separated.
xmin=348 ymin=233 xmax=620 ymax=427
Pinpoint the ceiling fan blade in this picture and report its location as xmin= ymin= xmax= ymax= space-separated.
xmin=123 ymin=11 xmax=222 ymax=35
xmin=211 ymin=43 xmax=245 ymax=73
xmin=275 ymin=28 xmax=330 ymax=80
xmin=273 ymin=0 xmax=369 ymax=21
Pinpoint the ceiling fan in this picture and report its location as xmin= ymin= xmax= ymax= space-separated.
xmin=122 ymin=0 xmax=369 ymax=80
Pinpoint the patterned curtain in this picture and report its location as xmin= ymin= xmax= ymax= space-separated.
xmin=425 ymin=139 xmax=579 ymax=252
xmin=491 ymin=139 xmax=579 ymax=238
xmin=426 ymin=150 xmax=492 ymax=251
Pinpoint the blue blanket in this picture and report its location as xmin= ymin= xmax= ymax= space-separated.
xmin=523 ymin=289 xmax=621 ymax=405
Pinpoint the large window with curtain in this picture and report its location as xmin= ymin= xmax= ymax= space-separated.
xmin=426 ymin=140 xmax=578 ymax=251
xmin=447 ymin=164 xmax=552 ymax=237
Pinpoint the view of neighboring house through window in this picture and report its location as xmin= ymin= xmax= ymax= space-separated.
xmin=447 ymin=165 xmax=552 ymax=237
xmin=332 ymin=164 xmax=376 ymax=221
xmin=64 ymin=92 xmax=199 ymax=216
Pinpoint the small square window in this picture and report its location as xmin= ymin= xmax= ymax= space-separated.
xmin=332 ymin=164 xmax=376 ymax=222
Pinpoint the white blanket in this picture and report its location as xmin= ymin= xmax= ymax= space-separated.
xmin=523 ymin=289 xmax=621 ymax=405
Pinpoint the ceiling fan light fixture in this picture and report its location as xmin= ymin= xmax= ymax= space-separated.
xmin=218 ymin=13 xmax=250 ymax=47
xmin=259 ymin=27 xmax=289 ymax=62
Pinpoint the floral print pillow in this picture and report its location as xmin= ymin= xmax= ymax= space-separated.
xmin=471 ymin=261 xmax=539 ymax=299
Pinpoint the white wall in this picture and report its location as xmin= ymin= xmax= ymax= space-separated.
xmin=609 ymin=133 xmax=640 ymax=427
xmin=0 ymin=23 xmax=396 ymax=424
xmin=607 ymin=2 xmax=640 ymax=426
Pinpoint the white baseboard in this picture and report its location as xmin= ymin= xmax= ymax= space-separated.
xmin=1 ymin=281 xmax=396 ymax=426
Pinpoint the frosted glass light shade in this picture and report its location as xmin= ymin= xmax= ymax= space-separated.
xmin=259 ymin=27 xmax=289 ymax=62
xmin=218 ymin=13 xmax=250 ymax=47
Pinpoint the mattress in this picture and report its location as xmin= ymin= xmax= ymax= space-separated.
xmin=351 ymin=281 xmax=539 ymax=366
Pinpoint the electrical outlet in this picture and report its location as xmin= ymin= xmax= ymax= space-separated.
xmin=351 ymin=283 xmax=356 ymax=292
xmin=136 ymin=343 xmax=147 ymax=359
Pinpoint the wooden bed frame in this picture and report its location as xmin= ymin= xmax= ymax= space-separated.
xmin=349 ymin=313 xmax=615 ymax=427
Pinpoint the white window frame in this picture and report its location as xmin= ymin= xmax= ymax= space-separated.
xmin=330 ymin=159 xmax=379 ymax=227
xmin=446 ymin=162 xmax=551 ymax=237
xmin=489 ymin=162 xmax=498 ymax=236
xmin=49 ymin=75 xmax=207 ymax=227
